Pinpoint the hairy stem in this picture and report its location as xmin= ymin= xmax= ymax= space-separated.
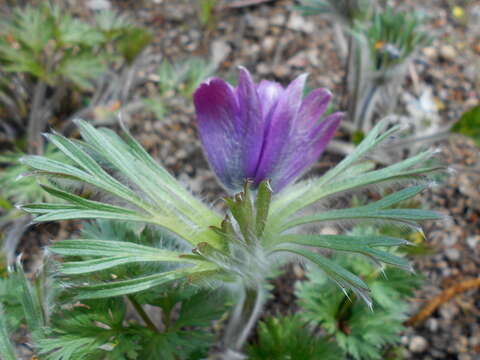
xmin=221 ymin=284 xmax=266 ymax=358
xmin=128 ymin=295 xmax=159 ymax=333
xmin=358 ymin=85 xmax=380 ymax=134
xmin=341 ymin=31 xmax=353 ymax=108
xmin=235 ymin=285 xmax=266 ymax=350
xmin=27 ymin=81 xmax=48 ymax=154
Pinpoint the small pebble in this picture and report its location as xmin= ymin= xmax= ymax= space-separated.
xmin=423 ymin=46 xmax=438 ymax=59
xmin=409 ymin=336 xmax=428 ymax=353
xmin=426 ymin=318 xmax=439 ymax=332
xmin=446 ymin=248 xmax=461 ymax=261
xmin=440 ymin=45 xmax=457 ymax=61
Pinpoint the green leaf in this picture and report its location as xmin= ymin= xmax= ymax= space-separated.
xmin=37 ymin=298 xmax=133 ymax=360
xmin=22 ymin=120 xmax=224 ymax=248
xmin=19 ymin=154 xmax=149 ymax=211
xmin=272 ymin=244 xmax=371 ymax=306
xmin=362 ymin=185 xmax=426 ymax=210
xmin=271 ymin=147 xmax=442 ymax=230
xmin=270 ymin=120 xmax=436 ymax=222
xmin=50 ymin=239 xmax=196 ymax=274
xmin=59 ymin=54 xmax=107 ymax=90
xmin=247 ymin=314 xmax=343 ymax=360
xmin=12 ymin=258 xmax=45 ymax=341
xmin=22 ymin=185 xmax=149 ymax=223
xmin=281 ymin=207 xmax=442 ymax=231
xmin=275 ymin=234 xmax=411 ymax=270
xmin=117 ymin=121 xmax=220 ymax=226
xmin=74 ymin=265 xmax=217 ymax=299
xmin=452 ymin=105 xmax=480 ymax=146
xmin=116 ymin=27 xmax=152 ymax=64
xmin=0 ymin=304 xmax=17 ymax=360
xmin=51 ymin=239 xmax=184 ymax=258
xmin=225 ymin=188 xmax=255 ymax=244
xmin=255 ymin=180 xmax=272 ymax=237
xmin=296 ymin=251 xmax=422 ymax=360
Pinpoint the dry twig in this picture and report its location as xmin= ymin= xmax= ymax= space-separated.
xmin=406 ymin=278 xmax=480 ymax=326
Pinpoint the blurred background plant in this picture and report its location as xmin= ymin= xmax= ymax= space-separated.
xmin=346 ymin=7 xmax=431 ymax=138
xmin=299 ymin=1 xmax=442 ymax=161
xmin=0 ymin=145 xmax=64 ymax=264
xmin=451 ymin=105 xmax=480 ymax=146
xmin=0 ymin=3 xmax=153 ymax=265
xmin=297 ymin=0 xmax=374 ymax=57
xmin=0 ymin=3 xmax=152 ymax=154
xmin=198 ymin=0 xmax=219 ymax=30
xmin=246 ymin=314 xmax=343 ymax=359
xmin=145 ymin=57 xmax=216 ymax=119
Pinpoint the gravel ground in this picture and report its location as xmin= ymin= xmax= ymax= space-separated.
xmin=16 ymin=0 xmax=480 ymax=358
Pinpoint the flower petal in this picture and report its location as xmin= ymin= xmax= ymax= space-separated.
xmin=194 ymin=78 xmax=244 ymax=190
xmin=297 ymin=88 xmax=332 ymax=133
xmin=236 ymin=67 xmax=265 ymax=179
xmin=256 ymin=80 xmax=284 ymax=119
xmin=254 ymin=73 xmax=308 ymax=186
xmin=272 ymin=112 xmax=342 ymax=191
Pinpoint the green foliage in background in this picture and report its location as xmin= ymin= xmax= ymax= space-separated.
xmin=146 ymin=57 xmax=216 ymax=118
xmin=0 ymin=3 xmax=152 ymax=154
xmin=451 ymin=105 xmax=480 ymax=146
xmin=296 ymin=245 xmax=422 ymax=360
xmin=247 ymin=315 xmax=343 ymax=360
xmin=198 ymin=0 xmax=218 ymax=28
xmin=0 ymin=4 xmax=150 ymax=89
xmin=297 ymin=0 xmax=373 ymax=25
xmin=0 ymin=145 xmax=62 ymax=210
xmin=360 ymin=6 xmax=431 ymax=71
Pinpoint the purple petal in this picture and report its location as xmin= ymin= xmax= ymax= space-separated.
xmin=236 ymin=67 xmax=265 ymax=179
xmin=297 ymin=88 xmax=332 ymax=133
xmin=254 ymin=73 xmax=308 ymax=185
xmin=273 ymin=112 xmax=342 ymax=191
xmin=194 ymin=78 xmax=244 ymax=190
xmin=256 ymin=80 xmax=284 ymax=119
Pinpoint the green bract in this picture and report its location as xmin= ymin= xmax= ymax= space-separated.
xmin=19 ymin=119 xmax=443 ymax=308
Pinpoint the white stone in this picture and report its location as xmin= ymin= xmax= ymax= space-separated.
xmin=211 ymin=40 xmax=231 ymax=69
xmin=409 ymin=336 xmax=428 ymax=353
xmin=87 ymin=0 xmax=111 ymax=10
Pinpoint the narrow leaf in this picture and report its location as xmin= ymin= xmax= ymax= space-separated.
xmin=274 ymin=234 xmax=411 ymax=270
xmin=282 ymin=207 xmax=442 ymax=231
xmin=272 ymin=244 xmax=371 ymax=306
xmin=74 ymin=266 xmax=216 ymax=299
xmin=255 ymin=180 xmax=272 ymax=237
xmin=0 ymin=304 xmax=17 ymax=360
xmin=13 ymin=258 xmax=45 ymax=340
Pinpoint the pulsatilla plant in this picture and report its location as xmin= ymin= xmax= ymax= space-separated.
xmin=347 ymin=7 xmax=431 ymax=136
xmin=19 ymin=68 xmax=443 ymax=357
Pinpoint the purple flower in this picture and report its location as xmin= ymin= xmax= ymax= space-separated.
xmin=194 ymin=67 xmax=342 ymax=193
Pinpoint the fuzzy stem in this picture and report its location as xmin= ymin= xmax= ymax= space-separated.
xmin=128 ymin=295 xmax=159 ymax=333
xmin=342 ymin=31 xmax=354 ymax=108
xmin=358 ymin=85 xmax=379 ymax=134
xmin=235 ymin=285 xmax=266 ymax=350
xmin=27 ymin=81 xmax=48 ymax=154
xmin=350 ymin=44 xmax=363 ymax=130
xmin=221 ymin=284 xmax=266 ymax=358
